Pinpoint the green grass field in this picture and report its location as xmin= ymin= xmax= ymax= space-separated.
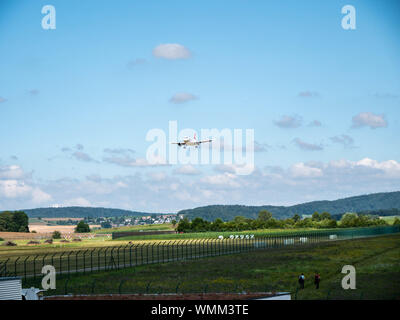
xmin=380 ymin=215 xmax=400 ymax=225
xmin=23 ymin=234 xmax=400 ymax=299
xmin=93 ymin=223 xmax=175 ymax=234
xmin=115 ymin=227 xmax=319 ymax=241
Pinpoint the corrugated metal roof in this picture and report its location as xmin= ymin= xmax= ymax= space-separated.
xmin=0 ymin=278 xmax=22 ymax=300
xmin=0 ymin=276 xmax=22 ymax=282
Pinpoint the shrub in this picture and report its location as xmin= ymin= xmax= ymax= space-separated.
xmin=0 ymin=237 xmax=4 ymax=241
xmin=52 ymin=230 xmax=62 ymax=239
xmin=4 ymin=241 xmax=17 ymax=246
xmin=31 ymin=230 xmax=37 ymax=233
xmin=75 ymin=221 xmax=90 ymax=233
xmin=44 ymin=239 xmax=53 ymax=244
xmin=27 ymin=240 xmax=40 ymax=245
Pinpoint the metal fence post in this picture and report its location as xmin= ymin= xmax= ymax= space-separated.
xmin=67 ymin=251 xmax=73 ymax=276
xmin=33 ymin=255 xmax=39 ymax=279
xmin=14 ymin=257 xmax=20 ymax=277
xmin=110 ymin=247 xmax=115 ymax=270
xmin=90 ymin=249 xmax=95 ymax=273
xmin=51 ymin=253 xmax=56 ymax=271
xmin=97 ymin=248 xmax=102 ymax=272
xmin=118 ymin=245 xmax=122 ymax=268
xmin=146 ymin=243 xmax=150 ymax=265
xmin=83 ymin=249 xmax=88 ymax=273
xmin=23 ymin=256 xmax=29 ymax=280
xmin=41 ymin=254 xmax=48 ymax=275
xmin=129 ymin=244 xmax=133 ymax=267
xmin=104 ymin=247 xmax=109 ymax=270
xmin=141 ymin=243 xmax=145 ymax=265
xmin=75 ymin=251 xmax=79 ymax=273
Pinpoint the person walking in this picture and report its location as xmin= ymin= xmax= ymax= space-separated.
xmin=298 ymin=273 xmax=305 ymax=289
xmin=314 ymin=273 xmax=320 ymax=289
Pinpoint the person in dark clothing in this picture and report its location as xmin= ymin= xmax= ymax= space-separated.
xmin=314 ymin=273 xmax=320 ymax=289
xmin=298 ymin=273 xmax=305 ymax=289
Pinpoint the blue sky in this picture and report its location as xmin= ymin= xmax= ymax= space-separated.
xmin=0 ymin=0 xmax=399 ymax=212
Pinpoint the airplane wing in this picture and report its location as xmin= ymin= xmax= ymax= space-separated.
xmin=171 ymin=142 xmax=183 ymax=146
xmin=195 ymin=139 xmax=212 ymax=145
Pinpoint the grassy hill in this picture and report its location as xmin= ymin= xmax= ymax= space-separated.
xmin=178 ymin=191 xmax=400 ymax=221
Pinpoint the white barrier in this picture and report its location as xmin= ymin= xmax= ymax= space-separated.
xmin=284 ymin=239 xmax=294 ymax=245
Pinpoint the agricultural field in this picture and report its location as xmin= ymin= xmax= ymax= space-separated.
xmin=22 ymin=234 xmax=400 ymax=300
xmin=28 ymin=225 xmax=101 ymax=234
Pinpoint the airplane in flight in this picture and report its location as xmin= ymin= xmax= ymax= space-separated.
xmin=171 ymin=134 xmax=212 ymax=148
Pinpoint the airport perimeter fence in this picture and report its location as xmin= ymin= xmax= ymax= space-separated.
xmin=0 ymin=225 xmax=399 ymax=282
xmin=24 ymin=277 xmax=400 ymax=300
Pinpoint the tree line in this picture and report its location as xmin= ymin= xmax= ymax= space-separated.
xmin=176 ymin=210 xmax=395 ymax=233
xmin=0 ymin=211 xmax=29 ymax=232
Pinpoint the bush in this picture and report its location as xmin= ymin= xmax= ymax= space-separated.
xmin=3 ymin=241 xmax=17 ymax=246
xmin=27 ymin=240 xmax=40 ymax=245
xmin=393 ymin=217 xmax=400 ymax=226
xmin=31 ymin=230 xmax=37 ymax=233
xmin=0 ymin=237 xmax=4 ymax=241
xmin=44 ymin=239 xmax=53 ymax=244
xmin=75 ymin=221 xmax=90 ymax=233
xmin=52 ymin=230 xmax=62 ymax=239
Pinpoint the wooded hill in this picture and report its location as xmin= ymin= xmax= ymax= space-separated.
xmin=178 ymin=191 xmax=400 ymax=221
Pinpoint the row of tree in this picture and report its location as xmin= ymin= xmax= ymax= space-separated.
xmin=0 ymin=210 xmax=91 ymax=233
xmin=0 ymin=211 xmax=29 ymax=232
xmin=176 ymin=210 xmax=394 ymax=233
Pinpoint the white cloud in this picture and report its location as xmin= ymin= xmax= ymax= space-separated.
xmin=31 ymin=188 xmax=52 ymax=204
xmin=103 ymin=155 xmax=167 ymax=167
xmin=72 ymin=151 xmax=97 ymax=162
xmin=63 ymin=197 xmax=91 ymax=207
xmin=355 ymin=158 xmax=400 ymax=176
xmin=330 ymin=135 xmax=355 ymax=149
xmin=0 ymin=180 xmax=51 ymax=204
xmin=290 ymin=163 xmax=323 ymax=178
xmin=308 ymin=120 xmax=322 ymax=127
xmin=153 ymin=44 xmax=192 ymax=60
xmin=0 ymin=165 xmax=26 ymax=180
xmin=352 ymin=112 xmax=388 ymax=129
xmin=0 ymin=180 xmax=32 ymax=198
xmin=274 ymin=115 xmax=302 ymax=128
xmin=293 ymin=138 xmax=323 ymax=151
xmin=173 ymin=165 xmax=201 ymax=175
xmin=169 ymin=93 xmax=197 ymax=104
xmin=298 ymin=91 xmax=320 ymax=98
xmin=147 ymin=171 xmax=167 ymax=182
xmin=200 ymin=173 xmax=240 ymax=188
xmin=1 ymin=159 xmax=399 ymax=212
